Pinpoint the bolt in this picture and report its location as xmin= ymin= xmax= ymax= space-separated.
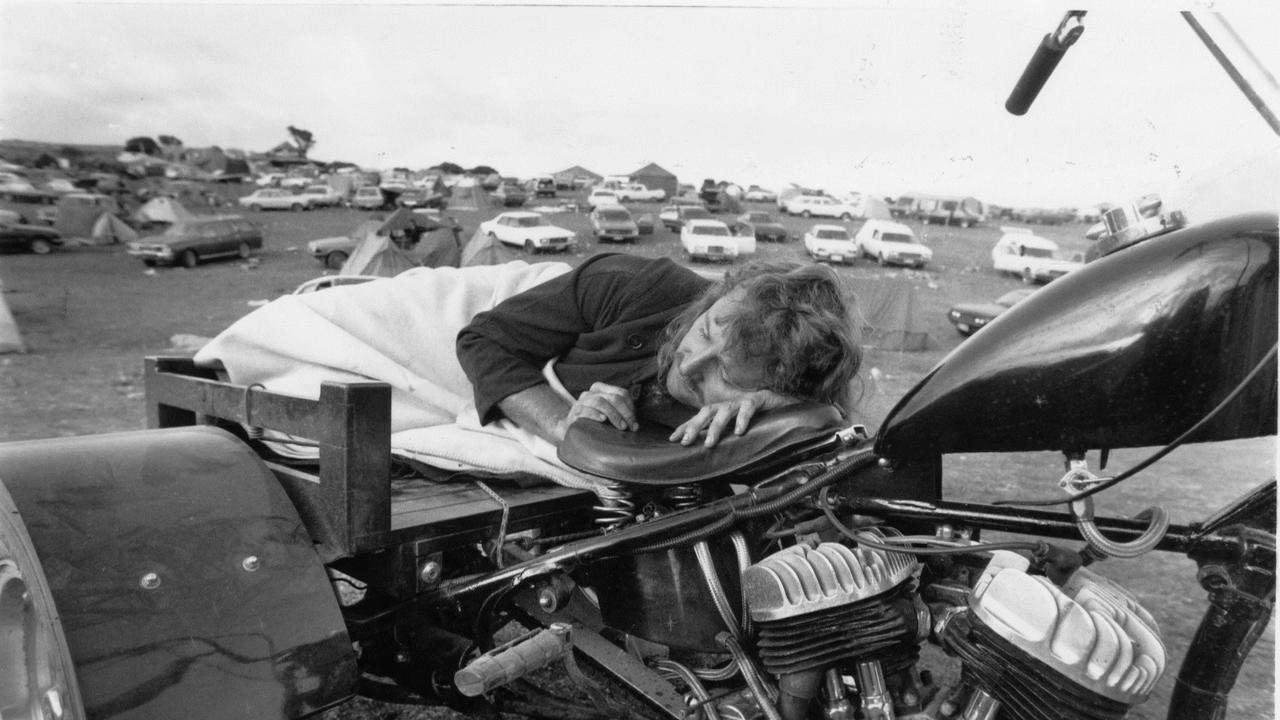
xmin=140 ymin=573 xmax=161 ymax=590
xmin=42 ymin=688 xmax=65 ymax=720
xmin=538 ymin=587 xmax=559 ymax=612
xmin=419 ymin=560 xmax=442 ymax=585
xmin=241 ymin=556 xmax=261 ymax=572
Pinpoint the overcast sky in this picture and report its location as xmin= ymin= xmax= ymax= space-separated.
xmin=2 ymin=1 xmax=1278 ymax=210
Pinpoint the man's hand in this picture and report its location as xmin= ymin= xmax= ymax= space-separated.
xmin=568 ymin=382 xmax=638 ymax=433
xmin=669 ymin=390 xmax=796 ymax=448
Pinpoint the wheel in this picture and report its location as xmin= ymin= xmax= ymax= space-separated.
xmin=841 ymin=213 xmax=852 ymax=221
xmin=961 ymin=220 xmax=972 ymax=229
xmin=29 ymin=239 xmax=53 ymax=255
xmin=249 ymin=204 xmax=262 ymax=212
xmin=802 ymin=210 xmax=812 ymax=218
xmin=488 ymin=231 xmax=498 ymax=241
xmin=878 ymin=253 xmax=887 ymax=266
xmin=1022 ymin=268 xmax=1035 ymax=285
xmin=181 ymin=250 xmax=198 ymax=269
xmin=0 ymin=485 xmax=87 ymax=720
xmin=524 ymin=240 xmax=537 ymax=255
xmin=291 ymin=203 xmax=303 ymax=212
xmin=237 ymin=242 xmax=251 ymax=259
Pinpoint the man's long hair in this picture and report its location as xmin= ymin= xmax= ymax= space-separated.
xmin=657 ymin=260 xmax=862 ymax=412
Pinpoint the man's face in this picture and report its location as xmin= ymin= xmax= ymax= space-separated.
xmin=664 ymin=291 xmax=770 ymax=407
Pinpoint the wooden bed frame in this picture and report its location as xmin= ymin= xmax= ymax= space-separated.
xmin=144 ymin=356 xmax=595 ymax=596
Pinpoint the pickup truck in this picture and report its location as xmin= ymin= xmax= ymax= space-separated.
xmin=599 ymin=180 xmax=666 ymax=202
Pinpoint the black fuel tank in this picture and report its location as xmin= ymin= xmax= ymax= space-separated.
xmin=876 ymin=213 xmax=1278 ymax=459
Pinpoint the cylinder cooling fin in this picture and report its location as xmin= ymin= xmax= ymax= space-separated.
xmin=944 ymin=551 xmax=1167 ymax=719
xmin=742 ymin=536 xmax=918 ymax=622
xmin=742 ymin=536 xmax=922 ymax=676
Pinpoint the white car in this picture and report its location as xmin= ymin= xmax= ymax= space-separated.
xmin=991 ymin=228 xmax=1084 ymax=284
xmin=743 ymin=186 xmax=777 ymax=203
xmin=479 ymin=211 xmax=575 ymax=254
xmin=299 ymin=184 xmax=345 ymax=208
xmin=680 ymin=219 xmax=743 ymax=262
xmin=854 ymin=219 xmax=933 ymax=268
xmin=237 ymin=188 xmax=312 ymax=211
xmin=783 ymin=195 xmax=857 ymax=220
xmin=802 ymin=224 xmax=858 ymax=264
xmin=586 ymin=188 xmax=621 ymax=211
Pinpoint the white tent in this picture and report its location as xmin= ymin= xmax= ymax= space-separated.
xmin=0 ymin=277 xmax=25 ymax=354
xmin=134 ymin=196 xmax=193 ymax=226
xmin=447 ymin=178 xmax=491 ymax=211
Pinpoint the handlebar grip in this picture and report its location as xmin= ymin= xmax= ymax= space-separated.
xmin=454 ymin=624 xmax=572 ymax=697
xmin=1005 ymin=34 xmax=1069 ymax=116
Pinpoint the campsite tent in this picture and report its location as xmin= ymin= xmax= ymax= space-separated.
xmin=0 ymin=276 xmax=24 ymax=354
xmin=447 ymin=178 xmax=490 ymax=211
xmin=54 ymin=193 xmax=138 ymax=244
xmin=133 ymin=196 xmax=193 ymax=226
xmin=460 ymin=227 xmax=523 ymax=267
xmin=855 ymin=277 xmax=937 ymax=352
xmin=859 ymin=195 xmax=893 ymax=220
xmin=339 ymin=221 xmax=421 ymax=278
xmin=629 ymin=163 xmax=678 ymax=199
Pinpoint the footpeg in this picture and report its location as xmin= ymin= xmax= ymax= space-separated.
xmin=454 ymin=623 xmax=572 ymax=697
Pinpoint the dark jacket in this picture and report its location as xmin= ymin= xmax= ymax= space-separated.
xmin=457 ymin=253 xmax=711 ymax=424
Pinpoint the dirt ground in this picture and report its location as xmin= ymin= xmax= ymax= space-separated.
xmin=0 ymin=195 xmax=1273 ymax=719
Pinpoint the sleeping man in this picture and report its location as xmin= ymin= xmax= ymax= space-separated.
xmin=457 ymin=252 xmax=862 ymax=449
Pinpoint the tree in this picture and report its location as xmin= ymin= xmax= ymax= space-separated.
xmin=124 ymin=136 xmax=161 ymax=156
xmin=157 ymin=135 xmax=183 ymax=148
xmin=287 ymin=126 xmax=314 ymax=158
xmin=436 ymin=161 xmax=464 ymax=175
xmin=469 ymin=165 xmax=498 ymax=176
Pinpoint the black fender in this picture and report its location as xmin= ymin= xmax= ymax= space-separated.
xmin=0 ymin=426 xmax=357 ymax=720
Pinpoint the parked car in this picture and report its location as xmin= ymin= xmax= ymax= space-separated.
xmin=946 ymin=288 xmax=1037 ymax=336
xmin=743 ymin=186 xmax=777 ymax=203
xmin=854 ymin=219 xmax=933 ymax=268
xmin=125 ymin=215 xmax=263 ymax=268
xmin=991 ymin=228 xmax=1084 ymax=284
xmin=680 ymin=219 xmax=739 ymax=262
xmin=529 ymin=176 xmax=557 ymax=198
xmin=586 ymin=188 xmax=622 ymax=212
xmin=299 ymin=184 xmax=344 ymax=208
xmin=659 ymin=204 xmax=713 ymax=231
xmin=350 ymin=186 xmax=388 ymax=210
xmin=492 ymin=182 xmax=527 ymax=207
xmin=634 ymin=213 xmax=656 ymax=236
xmin=306 ymin=234 xmax=359 ymax=270
xmin=238 ymin=188 xmax=311 ymax=212
xmin=0 ymin=221 xmax=63 ymax=255
xmin=396 ymin=188 xmax=445 ymax=209
xmin=478 ymin=211 xmax=574 ymax=254
xmin=783 ymin=194 xmax=857 ymax=219
xmin=732 ymin=211 xmax=788 ymax=242
xmin=589 ymin=205 xmax=639 ymax=243
xmin=802 ymin=224 xmax=858 ymax=264
xmin=280 ymin=175 xmax=314 ymax=189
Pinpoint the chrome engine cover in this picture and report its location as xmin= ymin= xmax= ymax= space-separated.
xmin=970 ymin=551 xmax=1167 ymax=705
xmin=742 ymin=535 xmax=918 ymax=622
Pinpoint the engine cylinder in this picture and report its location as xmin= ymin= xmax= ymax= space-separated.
xmin=743 ymin=538 xmax=922 ymax=676
xmin=940 ymin=551 xmax=1167 ymax=720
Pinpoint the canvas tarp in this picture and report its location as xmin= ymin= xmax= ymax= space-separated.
xmin=0 ymin=276 xmax=24 ymax=354
xmin=133 ymin=196 xmax=193 ymax=226
xmin=855 ymin=277 xmax=937 ymax=352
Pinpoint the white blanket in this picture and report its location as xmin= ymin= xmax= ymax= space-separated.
xmin=194 ymin=261 xmax=611 ymax=493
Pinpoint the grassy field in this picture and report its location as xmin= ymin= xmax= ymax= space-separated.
xmin=0 ymin=190 xmax=1272 ymax=719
